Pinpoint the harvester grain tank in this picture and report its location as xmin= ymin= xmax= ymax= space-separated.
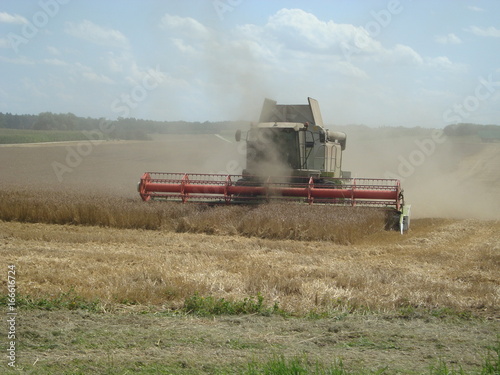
xmin=137 ymin=98 xmax=410 ymax=232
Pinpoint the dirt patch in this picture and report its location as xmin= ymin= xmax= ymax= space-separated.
xmin=0 ymin=134 xmax=242 ymax=199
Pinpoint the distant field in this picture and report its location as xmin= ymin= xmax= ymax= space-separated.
xmin=0 ymin=128 xmax=99 ymax=144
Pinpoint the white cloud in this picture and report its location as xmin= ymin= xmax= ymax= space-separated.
xmin=332 ymin=61 xmax=368 ymax=79
xmin=47 ymin=46 xmax=61 ymax=56
xmin=466 ymin=26 xmax=500 ymax=38
xmin=0 ymin=12 xmax=27 ymax=25
xmin=43 ymin=58 xmax=68 ymax=66
xmin=0 ymin=38 xmax=10 ymax=48
xmin=165 ymin=8 xmax=427 ymax=78
xmin=0 ymin=55 xmax=34 ymax=65
xmin=425 ymin=56 xmax=467 ymax=73
xmin=21 ymin=77 xmax=48 ymax=99
xmin=387 ymin=44 xmax=424 ymax=65
xmin=418 ymin=88 xmax=455 ymax=100
xmin=160 ymin=14 xmax=210 ymax=39
xmin=158 ymin=5 xmax=473 ymax=115
xmin=154 ymin=8 xmax=470 ymax=122
xmin=265 ymin=8 xmax=382 ymax=55
xmin=159 ymin=13 xmax=213 ymax=67
xmin=468 ymin=6 xmax=484 ymax=12
xmin=105 ymin=51 xmax=133 ymax=74
xmin=103 ymin=50 xmax=180 ymax=95
xmin=170 ymin=38 xmax=199 ymax=57
xmin=253 ymin=9 xmax=426 ymax=68
xmin=65 ymin=20 xmax=130 ymax=48
xmin=68 ymin=62 xmax=114 ymax=84
xmin=435 ymin=33 xmax=462 ymax=45
xmin=262 ymin=9 xmax=468 ymax=72
xmin=82 ymin=71 xmax=114 ymax=84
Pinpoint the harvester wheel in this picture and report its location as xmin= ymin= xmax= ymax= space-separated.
xmin=385 ymin=209 xmax=401 ymax=231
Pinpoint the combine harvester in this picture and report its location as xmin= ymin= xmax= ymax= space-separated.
xmin=138 ymin=98 xmax=410 ymax=233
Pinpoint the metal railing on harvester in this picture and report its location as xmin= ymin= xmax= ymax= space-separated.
xmin=138 ymin=172 xmax=403 ymax=210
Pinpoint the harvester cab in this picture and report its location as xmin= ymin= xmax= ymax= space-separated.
xmin=236 ymin=97 xmax=349 ymax=181
xmin=137 ymin=97 xmax=410 ymax=233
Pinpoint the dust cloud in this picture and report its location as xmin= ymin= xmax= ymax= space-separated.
xmin=341 ymin=128 xmax=500 ymax=220
xmin=1 ymin=130 xmax=499 ymax=220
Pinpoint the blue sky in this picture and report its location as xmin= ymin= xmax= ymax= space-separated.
xmin=1 ymin=0 xmax=499 ymax=127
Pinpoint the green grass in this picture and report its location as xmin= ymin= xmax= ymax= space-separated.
xmin=1 ymin=291 xmax=486 ymax=322
xmin=0 ymin=289 xmax=101 ymax=312
xmin=183 ymin=293 xmax=282 ymax=316
xmin=426 ymin=339 xmax=499 ymax=375
xmin=244 ymin=355 xmax=354 ymax=375
xmin=0 ymin=128 xmax=107 ymax=144
xmin=246 ymin=347 xmax=500 ymax=375
xmin=344 ymin=337 xmax=400 ymax=351
xmin=397 ymin=305 xmax=475 ymax=321
xmin=2 ymin=291 xmax=282 ymax=316
xmin=4 ymin=343 xmax=499 ymax=375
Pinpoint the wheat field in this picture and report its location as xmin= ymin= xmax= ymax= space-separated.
xmin=0 ymin=188 xmax=388 ymax=243
xmin=1 ymin=188 xmax=499 ymax=317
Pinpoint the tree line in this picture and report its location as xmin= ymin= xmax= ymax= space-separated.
xmin=1 ymin=111 xmax=498 ymax=139
xmin=443 ymin=123 xmax=500 ymax=138
xmin=0 ymin=112 xmax=247 ymax=138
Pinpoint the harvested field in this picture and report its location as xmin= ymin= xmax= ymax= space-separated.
xmin=2 ymin=216 xmax=499 ymax=316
